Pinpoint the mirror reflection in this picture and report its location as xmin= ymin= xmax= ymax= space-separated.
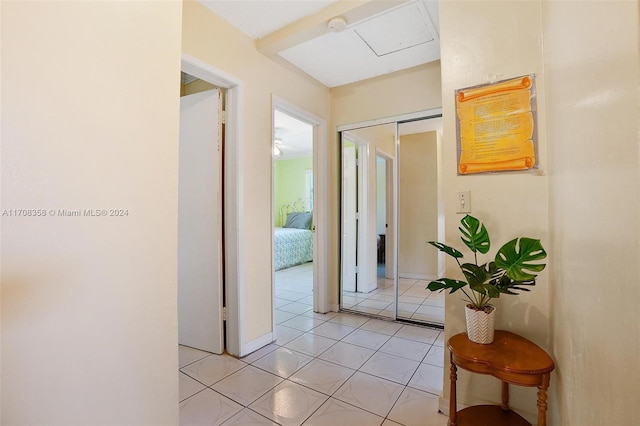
xmin=341 ymin=123 xmax=396 ymax=318
xmin=396 ymin=119 xmax=443 ymax=324
xmin=340 ymin=116 xmax=444 ymax=326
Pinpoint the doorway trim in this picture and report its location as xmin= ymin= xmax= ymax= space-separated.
xmin=272 ymin=96 xmax=329 ymax=316
xmin=181 ymin=53 xmax=244 ymax=356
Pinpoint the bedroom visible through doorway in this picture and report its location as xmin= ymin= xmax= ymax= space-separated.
xmin=272 ymin=109 xmax=315 ymax=327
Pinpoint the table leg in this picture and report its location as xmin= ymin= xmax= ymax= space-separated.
xmin=449 ymin=355 xmax=457 ymax=426
xmin=501 ymin=381 xmax=509 ymax=410
xmin=537 ymin=373 xmax=550 ymax=426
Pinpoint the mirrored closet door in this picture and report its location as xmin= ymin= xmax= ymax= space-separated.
xmin=341 ymin=123 xmax=397 ymax=318
xmin=339 ymin=110 xmax=445 ymax=326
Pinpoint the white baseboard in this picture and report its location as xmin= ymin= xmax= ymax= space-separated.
xmin=438 ymin=396 xmax=449 ymax=416
xmin=399 ymin=272 xmax=438 ymax=280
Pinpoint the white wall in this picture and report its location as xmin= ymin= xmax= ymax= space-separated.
xmin=543 ymin=1 xmax=640 ymax=424
xmin=1 ymin=1 xmax=182 ymax=423
xmin=439 ymin=1 xmax=550 ymax=421
xmin=440 ymin=1 xmax=640 ymax=424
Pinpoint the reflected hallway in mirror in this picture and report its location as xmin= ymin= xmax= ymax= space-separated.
xmin=339 ymin=112 xmax=444 ymax=327
xmin=396 ymin=118 xmax=444 ymax=324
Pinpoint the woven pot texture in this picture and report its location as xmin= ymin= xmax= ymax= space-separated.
xmin=465 ymin=304 xmax=496 ymax=344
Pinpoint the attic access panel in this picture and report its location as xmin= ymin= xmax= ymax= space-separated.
xmin=354 ymin=1 xmax=437 ymax=56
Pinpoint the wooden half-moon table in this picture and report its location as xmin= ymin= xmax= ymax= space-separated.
xmin=448 ymin=330 xmax=555 ymax=426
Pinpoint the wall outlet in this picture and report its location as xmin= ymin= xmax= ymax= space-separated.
xmin=457 ymin=190 xmax=471 ymax=213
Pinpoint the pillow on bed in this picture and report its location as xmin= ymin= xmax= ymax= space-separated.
xmin=283 ymin=212 xmax=312 ymax=229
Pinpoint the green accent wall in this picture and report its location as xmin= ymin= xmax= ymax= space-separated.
xmin=274 ymin=156 xmax=312 ymax=226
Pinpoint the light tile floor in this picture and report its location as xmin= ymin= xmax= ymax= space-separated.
xmin=344 ymin=274 xmax=445 ymax=325
xmin=275 ymin=262 xmax=444 ymax=326
xmin=179 ymin=263 xmax=448 ymax=425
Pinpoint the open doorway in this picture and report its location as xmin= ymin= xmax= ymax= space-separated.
xmin=272 ymin=108 xmax=316 ymax=328
xmin=177 ymin=54 xmax=244 ymax=358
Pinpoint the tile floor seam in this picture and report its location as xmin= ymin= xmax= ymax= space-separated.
xmin=236 ymin=406 xmax=281 ymax=425
xmin=349 ymin=397 xmax=400 ymax=425
xmin=283 ymin=367 xmax=358 ymax=398
xmin=211 ymin=376 xmax=326 ymax=424
xmin=329 ymin=375 xmax=404 ymax=424
xmin=404 ymin=379 xmax=442 ymax=397
xmin=247 ymin=359 xmax=308 ymax=379
xmin=180 ymin=370 xmax=214 ymax=389
xmin=183 ymin=359 xmax=251 ymax=387
xmin=241 ymin=408 xmax=283 ymax=425
xmin=178 ymin=384 xmax=209 ymax=403
xmin=355 ymin=364 xmax=417 ymax=388
xmin=210 ymin=378 xmax=282 ymax=408
xmin=305 ymin=396 xmax=390 ymax=426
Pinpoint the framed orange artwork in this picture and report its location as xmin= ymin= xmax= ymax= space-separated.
xmin=455 ymin=74 xmax=538 ymax=175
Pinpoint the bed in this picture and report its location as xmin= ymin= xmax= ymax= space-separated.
xmin=274 ymin=198 xmax=313 ymax=271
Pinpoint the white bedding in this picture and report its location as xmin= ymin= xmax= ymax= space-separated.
xmin=274 ymin=227 xmax=313 ymax=271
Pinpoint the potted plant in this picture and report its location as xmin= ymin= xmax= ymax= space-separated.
xmin=427 ymin=214 xmax=547 ymax=344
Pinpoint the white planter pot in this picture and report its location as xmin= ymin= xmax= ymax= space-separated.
xmin=465 ymin=304 xmax=496 ymax=344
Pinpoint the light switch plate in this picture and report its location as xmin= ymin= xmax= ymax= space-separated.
xmin=457 ymin=190 xmax=471 ymax=213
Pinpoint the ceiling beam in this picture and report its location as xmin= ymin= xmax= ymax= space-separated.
xmin=257 ymin=0 xmax=407 ymax=57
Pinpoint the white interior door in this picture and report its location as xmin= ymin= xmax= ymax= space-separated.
xmin=342 ymin=145 xmax=357 ymax=293
xmin=385 ymin=156 xmax=395 ymax=280
xmin=178 ymin=89 xmax=223 ymax=354
xmin=357 ymin=144 xmax=375 ymax=293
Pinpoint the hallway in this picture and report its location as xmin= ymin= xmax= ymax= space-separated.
xmin=179 ymin=263 xmax=447 ymax=425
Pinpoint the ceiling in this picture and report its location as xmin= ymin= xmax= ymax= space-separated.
xmin=274 ymin=110 xmax=313 ymax=160
xmin=200 ymin=0 xmax=440 ymax=88
xmin=197 ymin=0 xmax=440 ymax=158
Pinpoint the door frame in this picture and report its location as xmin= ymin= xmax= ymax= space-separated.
xmin=181 ymin=53 xmax=243 ymax=356
xmin=376 ymin=148 xmax=395 ymax=281
xmin=341 ymin=132 xmax=375 ymax=295
xmin=272 ymin=96 xmax=329 ymax=317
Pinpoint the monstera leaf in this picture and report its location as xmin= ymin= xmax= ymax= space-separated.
xmin=427 ymin=278 xmax=467 ymax=293
xmin=459 ymin=215 xmax=490 ymax=254
xmin=488 ymin=262 xmax=537 ymax=294
xmin=428 ymin=241 xmax=464 ymax=259
xmin=462 ymin=263 xmax=500 ymax=298
xmin=495 ymin=237 xmax=547 ymax=281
